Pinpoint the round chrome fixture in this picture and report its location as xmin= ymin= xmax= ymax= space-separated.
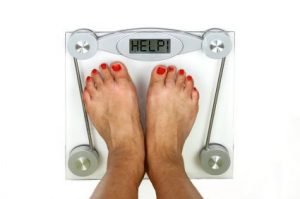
xmin=202 ymin=31 xmax=232 ymax=59
xmin=200 ymin=143 xmax=231 ymax=175
xmin=68 ymin=145 xmax=99 ymax=177
xmin=67 ymin=29 xmax=98 ymax=60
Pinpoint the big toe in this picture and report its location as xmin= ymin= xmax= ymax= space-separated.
xmin=110 ymin=62 xmax=132 ymax=82
xmin=149 ymin=65 xmax=167 ymax=87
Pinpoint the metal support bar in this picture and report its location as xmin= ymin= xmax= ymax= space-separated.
xmin=205 ymin=57 xmax=226 ymax=149
xmin=73 ymin=58 xmax=94 ymax=150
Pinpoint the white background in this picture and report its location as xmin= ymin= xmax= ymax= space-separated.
xmin=0 ymin=0 xmax=299 ymax=198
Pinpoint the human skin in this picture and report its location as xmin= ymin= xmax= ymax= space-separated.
xmin=146 ymin=65 xmax=202 ymax=199
xmin=83 ymin=62 xmax=202 ymax=199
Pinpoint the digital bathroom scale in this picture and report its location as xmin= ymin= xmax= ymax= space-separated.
xmin=65 ymin=28 xmax=235 ymax=179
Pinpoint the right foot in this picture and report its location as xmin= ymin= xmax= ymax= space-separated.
xmin=83 ymin=62 xmax=145 ymax=181
xmin=146 ymin=65 xmax=200 ymax=170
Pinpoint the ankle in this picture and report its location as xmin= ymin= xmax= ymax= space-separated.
xmin=107 ymin=149 xmax=145 ymax=184
xmin=147 ymin=160 xmax=188 ymax=190
xmin=147 ymin=145 xmax=184 ymax=167
xmin=147 ymin=152 xmax=186 ymax=182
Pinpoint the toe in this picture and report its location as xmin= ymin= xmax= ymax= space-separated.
xmin=165 ymin=65 xmax=177 ymax=87
xmin=184 ymin=75 xmax=194 ymax=97
xmin=110 ymin=62 xmax=132 ymax=82
xmin=149 ymin=65 xmax=167 ymax=87
xmin=83 ymin=88 xmax=91 ymax=105
xmin=86 ymin=76 xmax=97 ymax=95
xmin=99 ymin=63 xmax=113 ymax=83
xmin=91 ymin=68 xmax=103 ymax=88
xmin=192 ymin=87 xmax=200 ymax=104
xmin=176 ymin=68 xmax=186 ymax=89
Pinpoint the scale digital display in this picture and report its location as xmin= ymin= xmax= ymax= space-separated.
xmin=129 ymin=39 xmax=170 ymax=54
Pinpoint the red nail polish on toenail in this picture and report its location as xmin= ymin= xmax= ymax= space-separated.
xmin=86 ymin=76 xmax=92 ymax=81
xmin=193 ymin=87 xmax=197 ymax=91
xmin=112 ymin=63 xmax=122 ymax=71
xmin=156 ymin=67 xmax=166 ymax=75
xmin=187 ymin=75 xmax=192 ymax=81
xmin=168 ymin=66 xmax=174 ymax=72
xmin=100 ymin=63 xmax=107 ymax=69
xmin=179 ymin=69 xmax=185 ymax=75
xmin=92 ymin=69 xmax=98 ymax=75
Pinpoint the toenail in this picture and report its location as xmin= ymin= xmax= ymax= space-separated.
xmin=112 ymin=63 xmax=122 ymax=71
xmin=179 ymin=69 xmax=185 ymax=75
xmin=193 ymin=87 xmax=197 ymax=91
xmin=156 ymin=67 xmax=166 ymax=75
xmin=92 ymin=69 xmax=98 ymax=75
xmin=86 ymin=76 xmax=92 ymax=81
xmin=168 ymin=66 xmax=175 ymax=72
xmin=100 ymin=63 xmax=107 ymax=69
xmin=187 ymin=75 xmax=193 ymax=81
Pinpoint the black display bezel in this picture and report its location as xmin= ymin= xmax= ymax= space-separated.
xmin=129 ymin=39 xmax=171 ymax=54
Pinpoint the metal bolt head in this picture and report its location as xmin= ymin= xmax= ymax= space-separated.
xmin=75 ymin=40 xmax=90 ymax=54
xmin=208 ymin=155 xmax=223 ymax=170
xmin=75 ymin=156 xmax=91 ymax=171
xmin=210 ymin=39 xmax=225 ymax=53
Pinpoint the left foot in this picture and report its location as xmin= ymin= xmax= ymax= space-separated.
xmin=145 ymin=65 xmax=199 ymax=176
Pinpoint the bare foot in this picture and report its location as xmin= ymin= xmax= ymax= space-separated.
xmin=146 ymin=65 xmax=199 ymax=164
xmin=146 ymin=65 xmax=202 ymax=199
xmin=83 ymin=62 xmax=145 ymax=182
